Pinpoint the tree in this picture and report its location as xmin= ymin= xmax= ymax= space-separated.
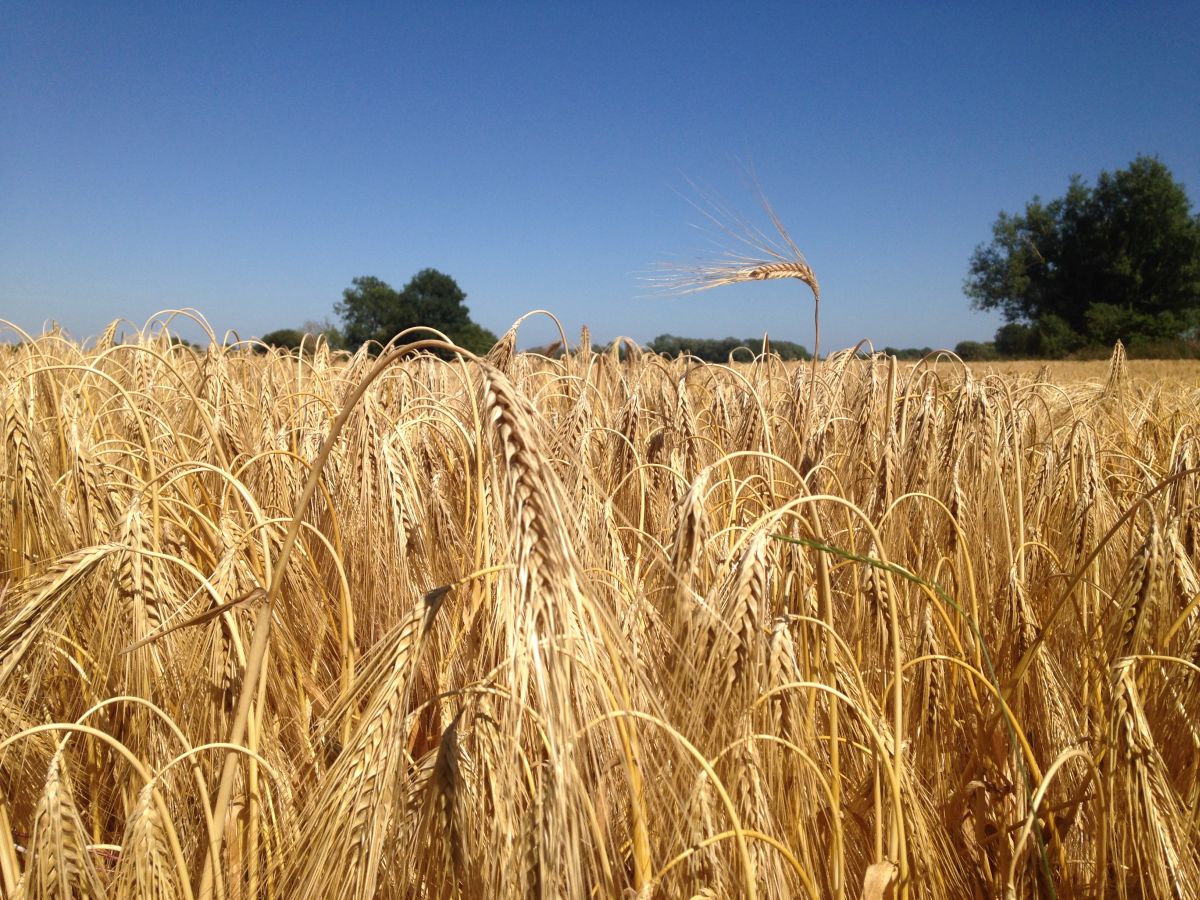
xmin=260 ymin=328 xmax=305 ymax=350
xmin=966 ymin=156 xmax=1200 ymax=355
xmin=259 ymin=319 xmax=345 ymax=353
xmin=646 ymin=334 xmax=809 ymax=362
xmin=881 ymin=346 xmax=934 ymax=360
xmin=453 ymin=320 xmax=502 ymax=356
xmin=300 ymin=319 xmax=346 ymax=351
xmin=334 ymin=269 xmax=498 ymax=353
xmin=953 ymin=340 xmax=998 ymax=362
xmin=993 ymin=323 xmax=1034 ymax=357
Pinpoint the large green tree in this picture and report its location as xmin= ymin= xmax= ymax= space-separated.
xmin=334 ymin=269 xmax=498 ymax=354
xmin=965 ymin=156 xmax=1200 ymax=354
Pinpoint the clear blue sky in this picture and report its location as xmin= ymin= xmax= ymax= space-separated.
xmin=3 ymin=2 xmax=1198 ymax=351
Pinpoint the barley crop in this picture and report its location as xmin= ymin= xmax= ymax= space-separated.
xmin=2 ymin=316 xmax=1200 ymax=898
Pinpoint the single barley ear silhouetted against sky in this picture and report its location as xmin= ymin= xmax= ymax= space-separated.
xmin=652 ymin=180 xmax=822 ymax=358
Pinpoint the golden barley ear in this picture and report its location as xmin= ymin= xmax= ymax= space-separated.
xmin=485 ymin=327 xmax=517 ymax=372
xmin=1102 ymin=339 xmax=1127 ymax=400
xmin=113 ymin=783 xmax=186 ymax=900
xmin=22 ymin=753 xmax=108 ymax=899
xmin=284 ymin=583 xmax=450 ymax=899
xmin=0 ymin=545 xmax=116 ymax=687
xmin=652 ymin=179 xmax=825 ymax=416
xmin=652 ymin=181 xmax=819 ymax=302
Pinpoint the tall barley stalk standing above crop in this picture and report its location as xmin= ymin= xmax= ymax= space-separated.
xmin=656 ymin=182 xmax=822 ymax=423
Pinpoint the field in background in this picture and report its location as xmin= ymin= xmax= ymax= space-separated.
xmin=3 ymin=325 xmax=1199 ymax=898
xmin=970 ymin=357 xmax=1200 ymax=382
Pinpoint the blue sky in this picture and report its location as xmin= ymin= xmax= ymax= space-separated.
xmin=3 ymin=2 xmax=1198 ymax=351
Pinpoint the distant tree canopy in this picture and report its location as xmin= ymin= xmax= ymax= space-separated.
xmin=258 ymin=320 xmax=346 ymax=353
xmin=953 ymin=340 xmax=999 ymax=362
xmin=647 ymin=334 xmax=810 ymax=362
xmin=259 ymin=328 xmax=305 ymax=350
xmin=334 ymin=269 xmax=498 ymax=354
xmin=882 ymin=346 xmax=935 ymax=361
xmin=965 ymin=156 xmax=1200 ymax=357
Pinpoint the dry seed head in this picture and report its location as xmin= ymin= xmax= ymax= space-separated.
xmin=287 ymin=587 xmax=447 ymax=899
xmin=485 ymin=328 xmax=517 ymax=372
xmin=1103 ymin=340 xmax=1127 ymax=400
xmin=1114 ymin=517 xmax=1162 ymax=656
xmin=684 ymin=770 xmax=720 ymax=884
xmin=862 ymin=539 xmax=893 ymax=641
xmin=23 ymin=753 xmax=108 ymax=899
xmin=654 ymin=183 xmax=819 ymax=305
xmin=682 ymin=260 xmax=820 ymax=299
xmin=114 ymin=783 xmax=184 ymax=900
xmin=723 ymin=530 xmax=770 ymax=693
xmin=766 ymin=616 xmax=800 ymax=734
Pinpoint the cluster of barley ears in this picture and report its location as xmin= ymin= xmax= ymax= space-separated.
xmin=2 ymin=313 xmax=1200 ymax=899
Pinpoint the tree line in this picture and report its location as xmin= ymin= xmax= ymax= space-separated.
xmin=261 ymin=155 xmax=1200 ymax=361
xmin=644 ymin=334 xmax=809 ymax=361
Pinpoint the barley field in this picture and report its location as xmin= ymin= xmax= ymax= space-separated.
xmin=3 ymin=319 xmax=1200 ymax=899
